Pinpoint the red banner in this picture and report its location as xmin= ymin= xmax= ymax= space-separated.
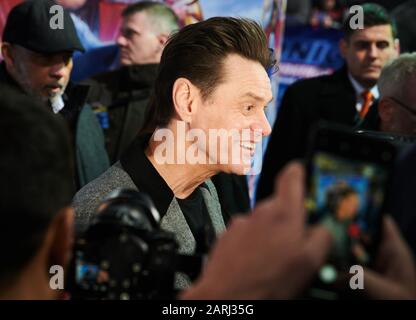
xmin=0 ymin=0 xmax=23 ymax=43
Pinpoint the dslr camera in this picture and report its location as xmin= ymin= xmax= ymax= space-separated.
xmin=66 ymin=189 xmax=203 ymax=300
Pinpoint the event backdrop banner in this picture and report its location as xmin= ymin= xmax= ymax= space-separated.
xmin=0 ymin=0 xmax=344 ymax=102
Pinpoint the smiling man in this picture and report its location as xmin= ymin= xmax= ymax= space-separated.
xmin=257 ymin=3 xmax=400 ymax=202
xmin=74 ymin=17 xmax=273 ymax=289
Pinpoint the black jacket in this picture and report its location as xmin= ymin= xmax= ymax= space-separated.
xmin=84 ymin=64 xmax=159 ymax=164
xmin=0 ymin=62 xmax=109 ymax=190
xmin=257 ymin=66 xmax=363 ymax=201
xmin=392 ymin=0 xmax=416 ymax=53
xmin=356 ymin=99 xmax=380 ymax=132
xmin=387 ymin=143 xmax=416 ymax=259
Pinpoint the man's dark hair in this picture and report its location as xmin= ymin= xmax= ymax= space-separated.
xmin=325 ymin=183 xmax=358 ymax=214
xmin=142 ymin=17 xmax=273 ymax=133
xmin=0 ymin=87 xmax=74 ymax=288
xmin=343 ymin=3 xmax=397 ymax=41
xmin=122 ymin=1 xmax=179 ymax=33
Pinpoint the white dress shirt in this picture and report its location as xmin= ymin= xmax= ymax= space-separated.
xmin=348 ymin=73 xmax=379 ymax=113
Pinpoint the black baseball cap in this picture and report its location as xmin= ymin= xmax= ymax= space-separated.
xmin=2 ymin=0 xmax=85 ymax=54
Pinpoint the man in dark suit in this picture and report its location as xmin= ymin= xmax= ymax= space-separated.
xmin=256 ymin=3 xmax=399 ymax=201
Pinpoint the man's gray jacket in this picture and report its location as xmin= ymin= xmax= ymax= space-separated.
xmin=72 ymin=135 xmax=226 ymax=289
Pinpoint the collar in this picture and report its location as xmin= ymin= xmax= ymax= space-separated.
xmin=348 ymin=72 xmax=379 ymax=99
xmin=57 ymin=82 xmax=90 ymax=125
xmin=0 ymin=62 xmax=26 ymax=95
xmin=50 ymin=95 xmax=65 ymax=113
xmin=120 ymin=134 xmax=174 ymax=217
xmin=106 ymin=64 xmax=159 ymax=108
xmin=120 ymin=64 xmax=159 ymax=88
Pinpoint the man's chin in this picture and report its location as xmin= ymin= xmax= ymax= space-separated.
xmin=360 ymin=72 xmax=379 ymax=84
xmin=356 ymin=77 xmax=377 ymax=89
xmin=45 ymin=85 xmax=66 ymax=98
xmin=225 ymin=163 xmax=252 ymax=176
xmin=46 ymin=91 xmax=63 ymax=100
xmin=120 ymin=58 xmax=132 ymax=66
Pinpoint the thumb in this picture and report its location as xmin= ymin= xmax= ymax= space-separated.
xmin=273 ymin=161 xmax=305 ymax=222
xmin=300 ymin=225 xmax=333 ymax=276
xmin=364 ymin=268 xmax=415 ymax=300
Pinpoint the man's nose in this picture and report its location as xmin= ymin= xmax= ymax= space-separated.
xmin=117 ymin=35 xmax=127 ymax=47
xmin=251 ymin=112 xmax=272 ymax=139
xmin=367 ymin=43 xmax=379 ymax=59
xmin=50 ymin=64 xmax=66 ymax=79
xmin=259 ymin=111 xmax=272 ymax=137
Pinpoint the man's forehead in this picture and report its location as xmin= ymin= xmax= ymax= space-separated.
xmin=123 ymin=11 xmax=150 ymax=30
xmin=240 ymin=91 xmax=273 ymax=104
xmin=223 ymin=54 xmax=270 ymax=80
xmin=349 ymin=24 xmax=394 ymax=42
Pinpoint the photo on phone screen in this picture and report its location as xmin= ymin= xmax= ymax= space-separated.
xmin=307 ymin=152 xmax=389 ymax=268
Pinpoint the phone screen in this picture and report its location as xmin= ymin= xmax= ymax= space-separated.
xmin=305 ymin=126 xmax=395 ymax=299
xmin=308 ymin=151 xmax=389 ymax=264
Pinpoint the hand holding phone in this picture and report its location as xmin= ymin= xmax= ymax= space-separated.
xmin=305 ymin=123 xmax=396 ymax=299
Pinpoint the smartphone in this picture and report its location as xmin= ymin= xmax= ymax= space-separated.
xmin=304 ymin=123 xmax=396 ymax=300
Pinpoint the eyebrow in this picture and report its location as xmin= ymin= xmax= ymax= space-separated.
xmin=242 ymin=92 xmax=273 ymax=104
xmin=354 ymin=39 xmax=390 ymax=44
xmin=122 ymin=26 xmax=141 ymax=35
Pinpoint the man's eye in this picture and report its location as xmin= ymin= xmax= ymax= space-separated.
xmin=122 ymin=29 xmax=134 ymax=38
xmin=355 ymin=42 xmax=368 ymax=50
xmin=245 ymin=105 xmax=254 ymax=112
xmin=377 ymin=41 xmax=389 ymax=49
xmin=263 ymin=105 xmax=268 ymax=112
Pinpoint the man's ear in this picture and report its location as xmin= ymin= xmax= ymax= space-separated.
xmin=155 ymin=33 xmax=169 ymax=57
xmin=157 ymin=32 xmax=169 ymax=47
xmin=172 ymin=78 xmax=199 ymax=123
xmin=339 ymin=39 xmax=347 ymax=59
xmin=48 ymin=207 xmax=74 ymax=269
xmin=1 ymin=42 xmax=16 ymax=70
xmin=378 ymin=98 xmax=394 ymax=129
xmin=394 ymin=38 xmax=400 ymax=56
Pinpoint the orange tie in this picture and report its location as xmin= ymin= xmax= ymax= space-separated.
xmin=359 ymin=90 xmax=373 ymax=119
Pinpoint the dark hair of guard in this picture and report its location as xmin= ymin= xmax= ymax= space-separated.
xmin=325 ymin=183 xmax=358 ymax=214
xmin=0 ymin=87 xmax=74 ymax=289
xmin=141 ymin=17 xmax=274 ymax=133
xmin=343 ymin=3 xmax=397 ymax=41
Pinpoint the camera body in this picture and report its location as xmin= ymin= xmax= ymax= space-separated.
xmin=66 ymin=189 xmax=202 ymax=300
